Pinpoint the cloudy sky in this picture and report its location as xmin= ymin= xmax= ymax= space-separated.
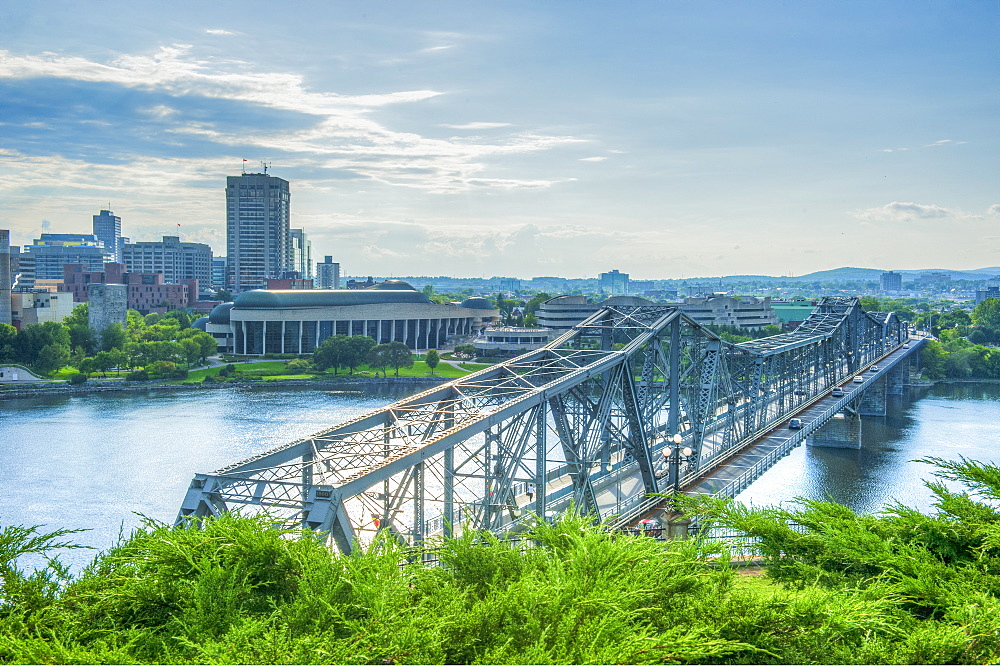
xmin=1 ymin=1 xmax=996 ymax=279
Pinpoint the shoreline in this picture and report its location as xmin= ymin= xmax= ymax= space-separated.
xmin=4 ymin=375 xmax=1000 ymax=402
xmin=0 ymin=375 xmax=450 ymax=400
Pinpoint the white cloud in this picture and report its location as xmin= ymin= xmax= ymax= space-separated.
xmin=855 ymin=201 xmax=953 ymax=222
xmin=420 ymin=45 xmax=454 ymax=53
xmin=205 ymin=29 xmax=236 ymax=36
xmin=988 ymin=204 xmax=1000 ymax=217
xmin=0 ymin=46 xmax=585 ymax=193
xmin=579 ymin=156 xmax=607 ymax=162
xmin=439 ymin=122 xmax=513 ymax=130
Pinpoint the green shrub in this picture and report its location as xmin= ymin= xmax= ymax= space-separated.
xmin=126 ymin=369 xmax=149 ymax=381
xmin=68 ymin=372 xmax=88 ymax=385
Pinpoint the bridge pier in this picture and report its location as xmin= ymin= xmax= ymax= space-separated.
xmin=859 ymin=376 xmax=887 ymax=416
xmin=808 ymin=412 xmax=862 ymax=449
xmin=887 ymin=363 xmax=905 ymax=396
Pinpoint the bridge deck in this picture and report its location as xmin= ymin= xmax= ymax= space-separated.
xmin=682 ymin=336 xmax=923 ymax=501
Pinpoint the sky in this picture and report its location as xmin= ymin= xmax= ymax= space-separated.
xmin=0 ymin=1 xmax=997 ymax=279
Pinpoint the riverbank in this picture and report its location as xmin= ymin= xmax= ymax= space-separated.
xmin=0 ymin=375 xmax=450 ymax=400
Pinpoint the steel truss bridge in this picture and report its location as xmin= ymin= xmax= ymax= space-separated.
xmin=177 ymin=297 xmax=911 ymax=552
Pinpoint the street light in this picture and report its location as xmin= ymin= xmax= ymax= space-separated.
xmin=663 ymin=434 xmax=692 ymax=497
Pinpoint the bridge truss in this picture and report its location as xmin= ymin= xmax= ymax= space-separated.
xmin=177 ymin=297 xmax=906 ymax=552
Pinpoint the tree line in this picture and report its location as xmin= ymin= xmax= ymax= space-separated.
xmin=0 ymin=304 xmax=217 ymax=380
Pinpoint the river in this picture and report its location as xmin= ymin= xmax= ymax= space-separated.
xmin=1 ymin=381 xmax=998 ymax=569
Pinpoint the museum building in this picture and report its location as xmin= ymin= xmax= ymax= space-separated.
xmin=196 ymin=280 xmax=499 ymax=355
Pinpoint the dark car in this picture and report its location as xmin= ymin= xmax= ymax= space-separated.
xmin=788 ymin=418 xmax=803 ymax=429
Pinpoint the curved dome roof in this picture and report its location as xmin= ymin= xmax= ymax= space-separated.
xmin=191 ymin=316 xmax=209 ymax=331
xmin=460 ymin=296 xmax=496 ymax=310
xmin=601 ymin=296 xmax=653 ymax=306
xmin=368 ymin=279 xmax=417 ymax=291
xmin=208 ymin=302 xmax=235 ymax=324
xmin=543 ymin=295 xmax=588 ymax=305
xmin=233 ymin=289 xmax=432 ymax=309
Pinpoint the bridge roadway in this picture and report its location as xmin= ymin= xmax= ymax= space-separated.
xmin=670 ymin=335 xmax=925 ymax=509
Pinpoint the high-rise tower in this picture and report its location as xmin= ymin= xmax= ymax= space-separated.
xmin=93 ymin=209 xmax=122 ymax=262
xmin=225 ymin=172 xmax=291 ymax=293
xmin=0 ymin=229 xmax=11 ymax=325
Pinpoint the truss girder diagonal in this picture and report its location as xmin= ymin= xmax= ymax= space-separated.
xmin=177 ymin=297 xmax=907 ymax=552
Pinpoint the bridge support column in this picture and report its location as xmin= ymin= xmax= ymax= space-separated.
xmin=858 ymin=377 xmax=887 ymax=416
xmin=887 ymin=364 xmax=905 ymax=396
xmin=808 ymin=413 xmax=861 ymax=449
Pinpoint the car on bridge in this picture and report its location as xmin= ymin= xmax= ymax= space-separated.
xmin=871 ymin=365 xmax=879 ymax=372
xmin=788 ymin=418 xmax=803 ymax=429
xmin=831 ymin=387 xmax=845 ymax=397
xmin=853 ymin=376 xmax=865 ymax=383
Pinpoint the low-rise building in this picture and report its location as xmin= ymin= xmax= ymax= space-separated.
xmin=669 ymin=295 xmax=780 ymax=330
xmin=61 ymin=263 xmax=198 ymax=314
xmin=472 ymin=326 xmax=554 ymax=355
xmin=207 ymin=280 xmax=499 ymax=355
xmin=9 ymin=290 xmax=76 ymax=327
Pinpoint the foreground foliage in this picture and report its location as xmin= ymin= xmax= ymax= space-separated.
xmin=3 ymin=458 xmax=1000 ymax=664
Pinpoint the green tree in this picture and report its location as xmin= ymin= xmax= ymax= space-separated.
xmin=15 ymin=322 xmax=71 ymax=366
xmin=971 ymin=297 xmax=1000 ymax=329
xmin=62 ymin=302 xmax=89 ymax=328
xmin=143 ymin=312 xmax=162 ymax=326
xmin=35 ymin=342 xmax=70 ymax=375
xmin=344 ymin=335 xmax=376 ymax=374
xmin=0 ymin=323 xmax=17 ymax=361
xmin=100 ymin=322 xmax=128 ymax=352
xmin=386 ymin=341 xmax=414 ymax=376
xmin=425 ymin=348 xmax=440 ymax=375
xmin=215 ymin=288 xmax=233 ymax=302
xmin=77 ymin=357 xmax=97 ymax=377
xmin=181 ymin=338 xmax=202 ymax=366
xmin=162 ymin=310 xmax=192 ymax=329
xmin=366 ymin=344 xmax=390 ymax=377
xmin=313 ymin=335 xmax=349 ymax=374
xmin=921 ymin=340 xmax=947 ymax=379
xmin=68 ymin=324 xmax=99 ymax=356
xmin=92 ymin=351 xmax=116 ymax=377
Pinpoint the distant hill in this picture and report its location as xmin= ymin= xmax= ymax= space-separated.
xmin=788 ymin=267 xmax=885 ymax=282
xmin=709 ymin=266 xmax=1000 ymax=284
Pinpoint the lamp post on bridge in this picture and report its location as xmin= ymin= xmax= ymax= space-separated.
xmin=662 ymin=433 xmax=692 ymax=499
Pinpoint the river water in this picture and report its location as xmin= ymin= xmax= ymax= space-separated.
xmin=1 ymin=382 xmax=998 ymax=568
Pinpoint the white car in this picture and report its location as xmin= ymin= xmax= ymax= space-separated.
xmin=853 ymin=376 xmax=864 ymax=383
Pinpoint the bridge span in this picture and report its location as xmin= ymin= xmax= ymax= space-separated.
xmin=177 ymin=297 xmax=920 ymax=552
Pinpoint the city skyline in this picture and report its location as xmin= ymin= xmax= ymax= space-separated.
xmin=1 ymin=1 xmax=996 ymax=279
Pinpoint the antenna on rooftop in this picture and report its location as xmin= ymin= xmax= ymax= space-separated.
xmin=261 ymin=161 xmax=271 ymax=175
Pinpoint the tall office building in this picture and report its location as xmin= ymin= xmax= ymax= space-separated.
xmin=290 ymin=228 xmax=312 ymax=279
xmin=93 ymin=209 xmax=122 ymax=262
xmin=24 ymin=233 xmax=112 ymax=279
xmin=1 ymin=230 xmax=11 ymax=325
xmin=315 ymin=256 xmax=340 ymax=289
xmin=122 ymin=235 xmax=212 ymax=296
xmin=212 ymin=257 xmax=227 ymax=292
xmin=880 ymin=271 xmax=902 ymax=292
xmin=226 ymin=172 xmax=291 ymax=293
xmin=598 ymin=269 xmax=629 ymax=295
